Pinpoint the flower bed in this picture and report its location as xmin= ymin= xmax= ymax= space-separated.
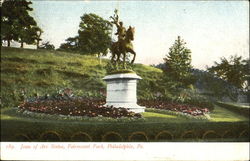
xmin=138 ymin=100 xmax=210 ymax=117
xmin=19 ymin=98 xmax=210 ymax=119
xmin=18 ymin=89 xmax=210 ymax=119
xmin=18 ymin=97 xmax=142 ymax=119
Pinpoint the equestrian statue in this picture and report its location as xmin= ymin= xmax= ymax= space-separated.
xmin=110 ymin=10 xmax=136 ymax=69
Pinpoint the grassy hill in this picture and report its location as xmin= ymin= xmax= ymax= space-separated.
xmin=1 ymin=47 xmax=162 ymax=108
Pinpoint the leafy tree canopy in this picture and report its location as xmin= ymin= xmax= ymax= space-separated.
xmin=1 ymin=0 xmax=42 ymax=47
xmin=59 ymin=13 xmax=112 ymax=56
xmin=192 ymin=68 xmax=240 ymax=101
xmin=58 ymin=36 xmax=79 ymax=52
xmin=207 ymin=55 xmax=249 ymax=89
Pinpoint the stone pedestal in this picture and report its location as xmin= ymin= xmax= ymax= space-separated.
xmin=103 ymin=73 xmax=145 ymax=113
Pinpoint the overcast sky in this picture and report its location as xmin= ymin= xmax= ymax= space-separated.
xmin=29 ymin=0 xmax=249 ymax=69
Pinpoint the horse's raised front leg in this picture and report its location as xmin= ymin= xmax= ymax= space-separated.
xmin=123 ymin=52 xmax=126 ymax=69
xmin=128 ymin=49 xmax=136 ymax=64
xmin=117 ymin=53 xmax=121 ymax=63
xmin=111 ymin=53 xmax=115 ymax=63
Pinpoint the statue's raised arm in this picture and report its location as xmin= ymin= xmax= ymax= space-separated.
xmin=110 ymin=9 xmax=119 ymax=26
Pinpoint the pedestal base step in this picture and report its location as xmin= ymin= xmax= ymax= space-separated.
xmin=104 ymin=103 xmax=145 ymax=113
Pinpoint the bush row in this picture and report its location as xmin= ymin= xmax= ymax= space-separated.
xmin=7 ymin=129 xmax=250 ymax=142
xmin=1 ymin=118 xmax=249 ymax=142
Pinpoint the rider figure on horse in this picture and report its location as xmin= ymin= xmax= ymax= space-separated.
xmin=110 ymin=9 xmax=136 ymax=68
xmin=115 ymin=22 xmax=126 ymax=40
xmin=111 ymin=14 xmax=126 ymax=53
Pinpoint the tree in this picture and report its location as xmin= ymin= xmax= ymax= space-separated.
xmin=207 ymin=55 xmax=249 ymax=89
xmin=59 ymin=14 xmax=112 ymax=56
xmin=1 ymin=0 xmax=41 ymax=47
xmin=32 ymin=26 xmax=43 ymax=49
xmin=18 ymin=17 xmax=37 ymax=48
xmin=58 ymin=36 xmax=79 ymax=52
xmin=78 ymin=13 xmax=112 ymax=56
xmin=163 ymin=36 xmax=193 ymax=86
xmin=1 ymin=0 xmax=21 ymax=46
xmin=192 ymin=68 xmax=240 ymax=101
xmin=39 ymin=41 xmax=55 ymax=50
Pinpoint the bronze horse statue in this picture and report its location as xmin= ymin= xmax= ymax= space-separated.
xmin=110 ymin=26 xmax=136 ymax=68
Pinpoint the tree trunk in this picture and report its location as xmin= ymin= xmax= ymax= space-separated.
xmin=98 ymin=53 xmax=102 ymax=65
xmin=37 ymin=40 xmax=40 ymax=49
xmin=7 ymin=40 xmax=10 ymax=47
xmin=21 ymin=42 xmax=24 ymax=48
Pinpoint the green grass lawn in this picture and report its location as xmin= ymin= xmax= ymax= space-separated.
xmin=222 ymin=102 xmax=249 ymax=108
xmin=215 ymin=102 xmax=250 ymax=118
xmin=143 ymin=112 xmax=184 ymax=122
xmin=209 ymin=105 xmax=248 ymax=122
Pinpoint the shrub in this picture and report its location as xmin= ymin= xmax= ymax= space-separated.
xmin=202 ymin=130 xmax=221 ymax=141
xmin=71 ymin=132 xmax=92 ymax=142
xmin=184 ymin=96 xmax=214 ymax=111
xmin=181 ymin=130 xmax=197 ymax=140
xmin=129 ymin=132 xmax=148 ymax=142
xmin=102 ymin=132 xmax=123 ymax=142
xmin=174 ymin=89 xmax=214 ymax=111
xmin=40 ymin=131 xmax=62 ymax=142
xmin=14 ymin=134 xmax=30 ymax=141
xmin=155 ymin=131 xmax=174 ymax=141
